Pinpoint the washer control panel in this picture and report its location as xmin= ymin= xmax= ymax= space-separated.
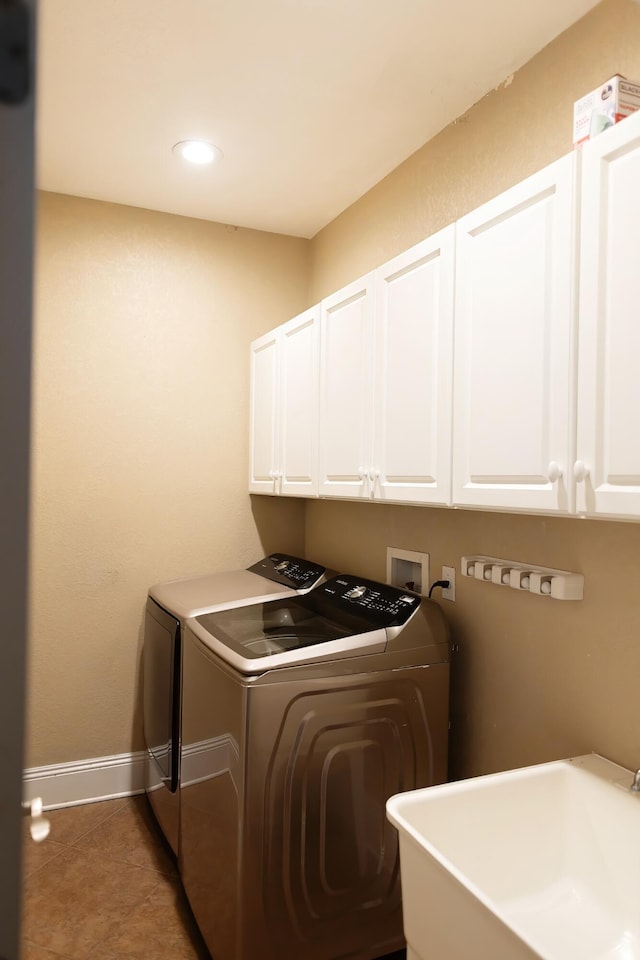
xmin=318 ymin=575 xmax=420 ymax=627
xmin=247 ymin=554 xmax=327 ymax=591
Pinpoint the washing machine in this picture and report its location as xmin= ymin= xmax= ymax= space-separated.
xmin=142 ymin=553 xmax=328 ymax=855
xmin=179 ymin=573 xmax=451 ymax=960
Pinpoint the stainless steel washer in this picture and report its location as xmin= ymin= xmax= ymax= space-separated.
xmin=142 ymin=554 xmax=327 ymax=855
xmin=179 ymin=574 xmax=451 ymax=960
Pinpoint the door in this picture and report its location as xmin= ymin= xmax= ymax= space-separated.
xmin=143 ymin=601 xmax=180 ymax=789
xmin=452 ymin=152 xmax=577 ymax=513
xmin=372 ymin=226 xmax=455 ymax=505
xmin=576 ymin=110 xmax=640 ymax=518
xmin=248 ymin=328 xmax=279 ymax=494
xmin=0 ymin=1 xmax=36 ymax=957
xmin=248 ymin=306 xmax=319 ymax=497
xmin=279 ymin=306 xmax=319 ymax=497
xmin=318 ymin=273 xmax=375 ymax=498
xmin=143 ymin=600 xmax=181 ymax=855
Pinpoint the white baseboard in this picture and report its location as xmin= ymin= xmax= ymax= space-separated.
xmin=23 ymin=750 xmax=147 ymax=810
xmin=180 ymin=734 xmax=238 ymax=789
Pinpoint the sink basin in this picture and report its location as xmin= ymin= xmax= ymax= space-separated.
xmin=387 ymin=754 xmax=640 ymax=960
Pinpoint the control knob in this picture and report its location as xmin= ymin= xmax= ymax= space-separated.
xmin=345 ymin=585 xmax=367 ymax=600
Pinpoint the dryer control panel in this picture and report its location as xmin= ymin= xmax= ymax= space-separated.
xmin=247 ymin=554 xmax=326 ymax=591
xmin=317 ymin=575 xmax=420 ymax=627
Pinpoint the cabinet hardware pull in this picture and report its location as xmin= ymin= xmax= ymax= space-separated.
xmin=547 ymin=461 xmax=563 ymax=482
xmin=573 ymin=460 xmax=590 ymax=482
xmin=368 ymin=468 xmax=380 ymax=499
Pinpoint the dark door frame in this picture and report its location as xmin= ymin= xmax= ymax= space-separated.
xmin=0 ymin=1 xmax=36 ymax=956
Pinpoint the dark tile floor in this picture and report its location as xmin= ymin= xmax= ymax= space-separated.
xmin=21 ymin=796 xmax=407 ymax=960
xmin=21 ymin=796 xmax=209 ymax=960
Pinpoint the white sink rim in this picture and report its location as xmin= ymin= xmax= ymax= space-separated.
xmin=387 ymin=753 xmax=639 ymax=960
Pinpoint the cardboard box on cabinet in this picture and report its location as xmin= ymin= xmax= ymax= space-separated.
xmin=573 ymin=74 xmax=640 ymax=146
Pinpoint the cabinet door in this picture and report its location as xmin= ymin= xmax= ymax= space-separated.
xmin=318 ymin=274 xmax=375 ymax=498
xmin=452 ymin=153 xmax=577 ymax=513
xmin=576 ymin=111 xmax=640 ymax=518
xmin=372 ymin=227 xmax=455 ymax=505
xmin=279 ymin=306 xmax=320 ymax=497
xmin=249 ymin=329 xmax=279 ymax=494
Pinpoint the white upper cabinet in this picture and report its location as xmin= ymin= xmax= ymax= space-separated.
xmin=372 ymin=227 xmax=455 ymax=504
xmin=249 ymin=305 xmax=319 ymax=496
xmin=317 ymin=231 xmax=455 ymax=504
xmin=250 ymin=118 xmax=640 ymax=523
xmin=279 ymin=307 xmax=320 ymax=496
xmin=452 ymin=153 xmax=578 ymax=513
xmin=318 ymin=274 xmax=375 ymax=499
xmin=249 ymin=328 xmax=279 ymax=494
xmin=576 ymin=110 xmax=640 ymax=519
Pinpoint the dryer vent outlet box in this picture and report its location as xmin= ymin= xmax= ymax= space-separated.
xmin=386 ymin=548 xmax=429 ymax=595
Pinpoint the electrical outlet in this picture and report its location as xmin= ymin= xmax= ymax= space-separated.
xmin=441 ymin=565 xmax=456 ymax=602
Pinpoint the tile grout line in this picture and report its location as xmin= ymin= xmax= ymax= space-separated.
xmin=22 ymin=797 xmax=209 ymax=960
xmin=82 ymin=870 xmax=169 ymax=959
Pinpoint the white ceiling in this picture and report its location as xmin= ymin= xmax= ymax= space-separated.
xmin=36 ymin=0 xmax=600 ymax=239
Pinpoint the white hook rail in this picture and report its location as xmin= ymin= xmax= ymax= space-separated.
xmin=461 ymin=555 xmax=584 ymax=600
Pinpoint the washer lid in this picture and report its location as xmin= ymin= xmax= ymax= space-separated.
xmin=188 ymin=575 xmax=421 ymax=673
xmin=149 ymin=554 xmax=326 ymax=620
xmin=149 ymin=568 xmax=295 ymax=620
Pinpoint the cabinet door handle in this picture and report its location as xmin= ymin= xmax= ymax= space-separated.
xmin=547 ymin=461 xmax=563 ymax=483
xmin=368 ymin=468 xmax=380 ymax=499
xmin=573 ymin=460 xmax=590 ymax=482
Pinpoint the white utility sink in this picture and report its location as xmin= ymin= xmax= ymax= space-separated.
xmin=387 ymin=754 xmax=640 ymax=960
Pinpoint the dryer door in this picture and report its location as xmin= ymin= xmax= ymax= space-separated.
xmin=143 ymin=598 xmax=180 ymax=792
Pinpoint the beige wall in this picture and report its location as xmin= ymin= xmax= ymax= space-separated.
xmin=310 ymin=0 xmax=640 ymax=300
xmin=28 ymin=193 xmax=309 ymax=766
xmin=28 ymin=0 xmax=640 ymax=782
xmin=306 ymin=0 xmax=640 ymax=779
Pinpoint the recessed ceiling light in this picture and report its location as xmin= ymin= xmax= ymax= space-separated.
xmin=172 ymin=140 xmax=222 ymax=165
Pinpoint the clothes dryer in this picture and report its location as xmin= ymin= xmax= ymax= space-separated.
xmin=142 ymin=554 xmax=327 ymax=855
xmin=179 ymin=574 xmax=451 ymax=960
